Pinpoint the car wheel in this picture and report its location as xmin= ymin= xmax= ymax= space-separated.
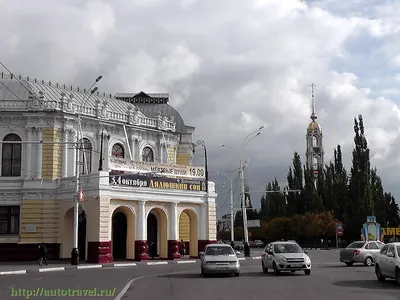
xmin=234 ymin=273 xmax=240 ymax=277
xmin=262 ymin=261 xmax=268 ymax=273
xmin=273 ymin=262 xmax=280 ymax=275
xmin=375 ymin=265 xmax=385 ymax=282
xmin=364 ymin=257 xmax=373 ymax=267
xmin=396 ymin=268 xmax=400 ymax=286
xmin=304 ymin=269 xmax=311 ymax=275
xmin=345 ymin=262 xmax=353 ymax=267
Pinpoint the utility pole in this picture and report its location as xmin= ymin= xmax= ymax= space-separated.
xmin=217 ymin=171 xmax=235 ymax=243
xmin=219 ymin=125 xmax=264 ymax=257
xmin=71 ymin=76 xmax=102 ymax=265
xmin=239 ymin=159 xmax=249 ymax=252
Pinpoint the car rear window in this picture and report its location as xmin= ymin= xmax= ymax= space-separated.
xmin=347 ymin=242 xmax=365 ymax=248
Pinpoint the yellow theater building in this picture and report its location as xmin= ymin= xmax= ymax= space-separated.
xmin=0 ymin=74 xmax=217 ymax=263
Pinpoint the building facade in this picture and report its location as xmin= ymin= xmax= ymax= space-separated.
xmin=305 ymin=84 xmax=324 ymax=176
xmin=0 ymin=74 xmax=217 ymax=262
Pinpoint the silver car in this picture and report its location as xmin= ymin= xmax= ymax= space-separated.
xmin=200 ymin=244 xmax=240 ymax=277
xmin=375 ymin=242 xmax=400 ymax=285
xmin=261 ymin=241 xmax=312 ymax=275
xmin=339 ymin=241 xmax=384 ymax=266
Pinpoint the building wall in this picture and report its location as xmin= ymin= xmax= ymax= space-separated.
xmin=208 ymin=201 xmax=217 ymax=241
xmin=167 ymin=146 xmax=176 ymax=164
xmin=20 ymin=199 xmax=60 ymax=244
xmin=42 ymin=128 xmax=63 ymax=180
xmin=179 ymin=212 xmax=190 ymax=241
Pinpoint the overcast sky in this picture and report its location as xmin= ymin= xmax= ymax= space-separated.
xmin=2 ymin=0 xmax=400 ymax=218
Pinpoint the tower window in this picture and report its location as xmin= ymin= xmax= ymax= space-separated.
xmin=312 ymin=136 xmax=318 ymax=147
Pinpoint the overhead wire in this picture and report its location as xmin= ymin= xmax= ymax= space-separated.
xmin=0 ymin=62 xmax=67 ymax=142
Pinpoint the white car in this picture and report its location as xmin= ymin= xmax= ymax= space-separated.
xmin=375 ymin=242 xmax=400 ymax=285
xmin=261 ymin=241 xmax=312 ymax=275
xmin=199 ymin=244 xmax=240 ymax=277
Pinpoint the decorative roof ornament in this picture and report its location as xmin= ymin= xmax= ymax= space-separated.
xmin=310 ymin=83 xmax=317 ymax=121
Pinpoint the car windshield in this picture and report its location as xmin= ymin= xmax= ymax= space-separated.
xmin=347 ymin=242 xmax=365 ymax=249
xmin=273 ymin=243 xmax=303 ymax=253
xmin=205 ymin=246 xmax=235 ymax=256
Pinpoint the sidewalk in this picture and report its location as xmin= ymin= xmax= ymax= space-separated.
xmin=0 ymin=255 xmax=262 ymax=276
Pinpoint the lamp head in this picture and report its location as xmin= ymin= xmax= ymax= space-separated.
xmin=96 ymin=76 xmax=103 ymax=82
xmin=259 ymin=125 xmax=265 ymax=130
xmin=219 ymin=144 xmax=225 ymax=147
xmin=91 ymin=87 xmax=99 ymax=94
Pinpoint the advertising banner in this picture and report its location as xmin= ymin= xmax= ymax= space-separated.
xmin=109 ymin=157 xmax=205 ymax=179
xmin=109 ymin=172 xmax=207 ymax=192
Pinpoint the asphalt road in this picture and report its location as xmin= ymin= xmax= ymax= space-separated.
xmin=1 ymin=250 xmax=399 ymax=300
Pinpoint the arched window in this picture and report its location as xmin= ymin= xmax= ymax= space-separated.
xmin=79 ymin=138 xmax=92 ymax=175
xmin=1 ymin=134 xmax=22 ymax=177
xmin=112 ymin=143 xmax=124 ymax=158
xmin=142 ymin=147 xmax=154 ymax=162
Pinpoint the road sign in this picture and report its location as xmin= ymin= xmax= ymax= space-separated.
xmin=78 ymin=188 xmax=85 ymax=202
xmin=337 ymin=223 xmax=344 ymax=237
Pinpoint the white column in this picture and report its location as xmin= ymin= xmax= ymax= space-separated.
xmin=62 ymin=129 xmax=68 ymax=177
xmin=35 ymin=128 xmax=42 ymax=179
xmin=130 ymin=137 xmax=135 ymax=162
xmin=169 ymin=202 xmax=178 ymax=240
xmin=200 ymin=202 xmax=207 ymax=240
xmin=136 ymin=200 xmax=146 ymax=240
xmin=69 ymin=129 xmax=76 ymax=177
xmin=25 ymin=127 xmax=32 ymax=179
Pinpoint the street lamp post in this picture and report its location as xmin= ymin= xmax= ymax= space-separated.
xmin=219 ymin=125 xmax=265 ymax=257
xmin=195 ymin=140 xmax=209 ymax=181
xmin=71 ymin=76 xmax=102 ymax=265
xmin=217 ymin=171 xmax=235 ymax=243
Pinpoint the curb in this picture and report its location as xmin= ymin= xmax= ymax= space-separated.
xmin=0 ymin=257 xmax=261 ymax=276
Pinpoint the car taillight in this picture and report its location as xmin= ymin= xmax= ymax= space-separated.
xmin=353 ymin=250 xmax=360 ymax=256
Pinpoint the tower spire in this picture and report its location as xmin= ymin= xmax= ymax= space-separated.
xmin=310 ymin=83 xmax=317 ymax=121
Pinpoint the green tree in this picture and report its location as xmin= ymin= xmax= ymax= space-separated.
xmin=385 ymin=193 xmax=400 ymax=227
xmin=302 ymin=165 xmax=323 ymax=213
xmin=261 ymin=178 xmax=286 ymax=220
xmin=332 ymin=145 xmax=348 ymax=221
xmin=346 ymin=115 xmax=371 ymax=237
xmin=286 ymin=152 xmax=303 ymax=215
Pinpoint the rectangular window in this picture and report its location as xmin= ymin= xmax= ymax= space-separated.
xmin=0 ymin=206 xmax=20 ymax=234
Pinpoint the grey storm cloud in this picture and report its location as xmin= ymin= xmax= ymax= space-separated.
xmin=1 ymin=0 xmax=400 ymax=217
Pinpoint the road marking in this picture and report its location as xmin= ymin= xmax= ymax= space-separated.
xmin=252 ymin=256 xmax=261 ymax=259
xmin=77 ymin=265 xmax=103 ymax=269
xmin=114 ymin=265 xmax=263 ymax=300
xmin=176 ymin=260 xmax=197 ymax=264
xmin=238 ymin=258 xmax=246 ymax=260
xmin=146 ymin=261 xmax=168 ymax=265
xmin=38 ymin=267 xmax=65 ymax=272
xmin=0 ymin=270 xmax=26 ymax=275
xmin=35 ymin=277 xmax=43 ymax=280
xmin=114 ymin=263 xmax=137 ymax=267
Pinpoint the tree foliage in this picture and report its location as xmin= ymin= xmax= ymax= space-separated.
xmin=257 ymin=114 xmax=400 ymax=240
